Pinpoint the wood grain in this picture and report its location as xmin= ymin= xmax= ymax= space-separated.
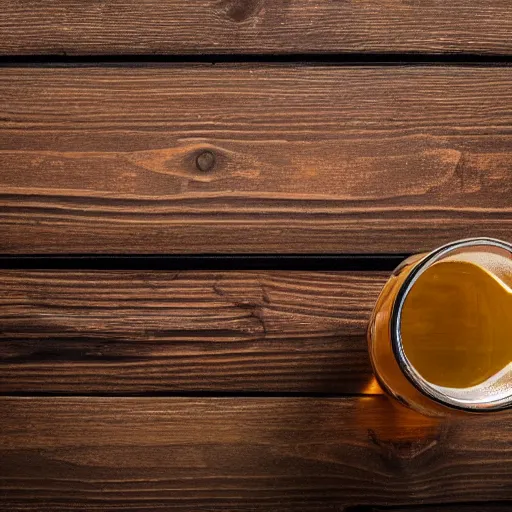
xmin=0 ymin=270 xmax=386 ymax=394
xmin=364 ymin=508 xmax=512 ymax=512
xmin=1 ymin=66 xmax=511 ymax=254
xmin=1 ymin=0 xmax=512 ymax=56
xmin=1 ymin=397 xmax=511 ymax=510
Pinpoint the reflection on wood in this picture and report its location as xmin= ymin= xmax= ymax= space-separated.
xmin=1 ymin=397 xmax=511 ymax=510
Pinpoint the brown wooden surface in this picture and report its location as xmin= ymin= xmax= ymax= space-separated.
xmin=0 ymin=270 xmax=385 ymax=394
xmin=1 ymin=1 xmax=512 ymax=56
xmin=365 ymin=508 xmax=512 ymax=512
xmin=2 ymin=3 xmax=512 ymax=508
xmin=1 ymin=397 xmax=511 ymax=510
xmin=1 ymin=66 xmax=511 ymax=254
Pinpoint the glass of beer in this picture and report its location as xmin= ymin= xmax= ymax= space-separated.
xmin=368 ymin=238 xmax=512 ymax=416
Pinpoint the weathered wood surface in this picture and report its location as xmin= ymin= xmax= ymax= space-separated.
xmin=1 ymin=0 xmax=512 ymax=56
xmin=1 ymin=66 xmax=511 ymax=254
xmin=1 ymin=397 xmax=511 ymax=510
xmin=0 ymin=270 xmax=386 ymax=394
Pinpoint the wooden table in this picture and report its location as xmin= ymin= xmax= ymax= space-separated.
xmin=1 ymin=2 xmax=511 ymax=510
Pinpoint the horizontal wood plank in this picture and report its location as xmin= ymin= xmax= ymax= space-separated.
xmin=0 ymin=270 xmax=385 ymax=394
xmin=1 ymin=397 xmax=511 ymax=510
xmin=1 ymin=66 xmax=511 ymax=254
xmin=365 ymin=508 xmax=512 ymax=512
xmin=1 ymin=1 xmax=512 ymax=55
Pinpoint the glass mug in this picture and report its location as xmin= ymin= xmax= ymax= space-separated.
xmin=368 ymin=238 xmax=512 ymax=416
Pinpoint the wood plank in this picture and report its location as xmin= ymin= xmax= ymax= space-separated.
xmin=0 ymin=270 xmax=385 ymax=394
xmin=1 ymin=397 xmax=511 ymax=510
xmin=1 ymin=66 xmax=511 ymax=254
xmin=365 ymin=508 xmax=512 ymax=512
xmin=1 ymin=1 xmax=512 ymax=56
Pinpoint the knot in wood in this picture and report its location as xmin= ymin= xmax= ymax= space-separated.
xmin=196 ymin=150 xmax=216 ymax=173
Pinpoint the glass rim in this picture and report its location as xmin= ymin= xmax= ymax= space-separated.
xmin=390 ymin=237 xmax=512 ymax=412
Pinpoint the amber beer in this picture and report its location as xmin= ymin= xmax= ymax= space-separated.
xmin=368 ymin=238 xmax=512 ymax=416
